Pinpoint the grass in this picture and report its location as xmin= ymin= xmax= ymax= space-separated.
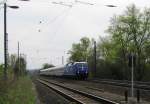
xmin=0 ymin=75 xmax=36 ymax=104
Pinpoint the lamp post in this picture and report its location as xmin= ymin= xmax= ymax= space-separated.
xmin=3 ymin=2 xmax=19 ymax=80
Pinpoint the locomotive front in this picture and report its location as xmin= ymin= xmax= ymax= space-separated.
xmin=75 ymin=62 xmax=88 ymax=79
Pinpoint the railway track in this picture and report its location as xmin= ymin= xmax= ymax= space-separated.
xmin=91 ymin=79 xmax=150 ymax=86
xmin=37 ymin=78 xmax=119 ymax=104
xmin=89 ymin=79 xmax=150 ymax=91
xmin=98 ymin=79 xmax=150 ymax=85
xmin=41 ymin=76 xmax=150 ymax=91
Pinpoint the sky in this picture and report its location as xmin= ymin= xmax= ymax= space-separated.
xmin=0 ymin=0 xmax=149 ymax=69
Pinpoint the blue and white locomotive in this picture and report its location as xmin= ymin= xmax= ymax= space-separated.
xmin=40 ymin=62 xmax=88 ymax=79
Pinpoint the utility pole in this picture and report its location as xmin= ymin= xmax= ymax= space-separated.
xmin=18 ymin=42 xmax=20 ymax=72
xmin=128 ymin=53 xmax=135 ymax=98
xmin=94 ymin=41 xmax=97 ymax=77
xmin=4 ymin=3 xmax=7 ymax=80
xmin=131 ymin=53 xmax=134 ymax=97
xmin=62 ymin=56 xmax=64 ymax=65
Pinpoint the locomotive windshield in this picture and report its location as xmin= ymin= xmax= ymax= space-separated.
xmin=76 ymin=63 xmax=88 ymax=68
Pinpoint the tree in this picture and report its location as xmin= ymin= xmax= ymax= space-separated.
xmin=9 ymin=54 xmax=17 ymax=69
xmin=19 ymin=56 xmax=27 ymax=76
xmin=68 ymin=37 xmax=91 ymax=62
xmin=42 ymin=63 xmax=54 ymax=69
xmin=107 ymin=4 xmax=150 ymax=80
xmin=12 ymin=54 xmax=27 ymax=79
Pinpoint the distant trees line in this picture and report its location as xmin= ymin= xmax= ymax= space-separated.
xmin=42 ymin=63 xmax=55 ymax=69
xmin=10 ymin=54 xmax=27 ymax=79
xmin=68 ymin=4 xmax=150 ymax=81
xmin=0 ymin=54 xmax=27 ymax=80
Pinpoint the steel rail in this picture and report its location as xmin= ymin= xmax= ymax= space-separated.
xmin=38 ymin=79 xmax=84 ymax=104
xmin=38 ymin=78 xmax=119 ymax=104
